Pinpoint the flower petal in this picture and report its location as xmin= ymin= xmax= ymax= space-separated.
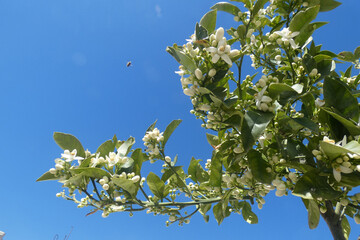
xmin=221 ymin=54 xmax=232 ymax=66
xmin=333 ymin=168 xmax=342 ymax=182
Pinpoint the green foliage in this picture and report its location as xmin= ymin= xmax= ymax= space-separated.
xmin=40 ymin=0 xmax=360 ymax=237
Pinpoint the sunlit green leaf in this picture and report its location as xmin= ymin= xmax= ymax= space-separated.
xmin=147 ymin=172 xmax=167 ymax=199
xmin=96 ymin=139 xmax=116 ymax=158
xmin=200 ymin=10 xmax=217 ymax=34
xmin=210 ymin=2 xmax=240 ymax=16
xmin=163 ymin=119 xmax=182 ymax=147
xmin=307 ymin=199 xmax=320 ymax=229
xmin=53 ymin=132 xmax=86 ymax=158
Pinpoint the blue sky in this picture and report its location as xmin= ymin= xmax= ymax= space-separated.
xmin=0 ymin=0 xmax=359 ymax=239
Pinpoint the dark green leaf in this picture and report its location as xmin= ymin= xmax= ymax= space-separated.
xmin=340 ymin=172 xmax=360 ymax=188
xmin=96 ymin=140 xmax=116 ymax=158
xmin=210 ymin=2 xmax=240 ymax=16
xmin=293 ymin=170 xmax=341 ymax=199
xmin=321 ymin=108 xmax=360 ymax=136
xmin=247 ymin=150 xmax=274 ymax=184
xmin=195 ymin=23 xmax=208 ymax=41
xmin=146 ymin=120 xmax=157 ymax=133
xmin=324 ymin=76 xmax=359 ymax=122
xmin=241 ymin=110 xmax=274 ymax=151
xmin=296 ymin=22 xmax=328 ymax=47
xmin=53 ymin=132 xmax=85 ymax=158
xmin=200 ymin=10 xmax=217 ymax=34
xmin=163 ymin=119 xmax=182 ymax=147
xmin=147 ymin=172 xmax=167 ymax=199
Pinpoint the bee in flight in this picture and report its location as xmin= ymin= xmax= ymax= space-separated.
xmin=126 ymin=61 xmax=132 ymax=67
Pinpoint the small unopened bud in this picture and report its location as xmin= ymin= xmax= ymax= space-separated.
xmin=208 ymin=69 xmax=217 ymax=77
xmin=195 ymin=68 xmax=202 ymax=80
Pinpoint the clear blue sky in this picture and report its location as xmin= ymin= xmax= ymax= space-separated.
xmin=0 ymin=0 xmax=359 ymax=239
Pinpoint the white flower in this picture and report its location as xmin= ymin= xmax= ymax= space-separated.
xmin=309 ymin=68 xmax=318 ymax=77
xmin=61 ymin=149 xmax=84 ymax=163
xmin=255 ymin=86 xmax=273 ymax=111
xmin=273 ymin=28 xmax=299 ymax=49
xmin=333 ymin=166 xmax=353 ymax=182
xmin=102 ymin=183 xmax=109 ymax=191
xmin=315 ymin=98 xmax=325 ymax=108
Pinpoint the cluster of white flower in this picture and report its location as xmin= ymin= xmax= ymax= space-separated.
xmin=49 ymin=149 xmax=84 ymax=174
xmin=206 ymin=27 xmax=239 ymax=66
xmin=270 ymin=28 xmax=300 ymax=50
xmin=142 ymin=128 xmax=164 ymax=158
xmin=255 ymin=86 xmax=275 ymax=112
xmin=272 ymin=179 xmax=287 ymax=197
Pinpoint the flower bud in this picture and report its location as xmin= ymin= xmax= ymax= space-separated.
xmin=309 ymin=68 xmax=318 ymax=77
xmin=165 ymin=156 xmax=171 ymax=163
xmin=131 ymin=175 xmax=140 ymax=183
xmin=208 ymin=69 xmax=217 ymax=77
xmin=195 ymin=68 xmax=202 ymax=80
xmin=215 ymin=27 xmax=224 ymax=42
xmin=355 ymin=214 xmax=360 ymax=224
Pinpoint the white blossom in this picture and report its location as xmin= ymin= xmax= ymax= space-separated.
xmin=61 ymin=149 xmax=84 ymax=163
xmin=273 ymin=28 xmax=299 ymax=49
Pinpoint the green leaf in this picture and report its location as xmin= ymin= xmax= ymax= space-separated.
xmin=209 ymin=152 xmax=222 ymax=187
xmin=223 ymin=114 xmax=242 ymax=129
xmin=146 ymin=120 xmax=157 ymax=133
xmin=354 ymin=46 xmax=360 ymax=59
xmin=241 ymin=201 xmax=258 ymax=224
xmin=320 ymin=140 xmax=360 ymax=160
xmin=319 ymin=0 xmax=341 ymax=12
xmin=321 ymin=108 xmax=360 ymax=136
xmin=206 ymin=133 xmax=220 ymax=147
xmin=210 ymin=2 xmax=240 ymax=16
xmin=282 ymin=138 xmax=316 ymax=167
xmin=117 ymin=137 xmax=135 ymax=156
xmin=147 ymin=172 xmax=167 ymax=199
xmin=289 ymin=6 xmax=320 ymax=33
xmin=166 ymin=46 xmax=197 ymax=73
xmin=296 ymin=22 xmax=328 ymax=47
xmin=341 ymin=216 xmax=351 ymax=240
xmin=338 ymin=51 xmax=356 ymax=62
xmin=112 ymin=177 xmax=138 ymax=197
xmin=291 ymin=117 xmax=319 ymax=133
xmin=195 ymin=23 xmax=208 ymax=41
xmin=36 ymin=171 xmax=59 ymax=182
xmin=163 ymin=119 xmax=182 ymax=147
xmin=161 ymin=166 xmax=183 ymax=183
xmin=188 ymin=158 xmax=209 ymax=183
xmin=340 ymin=172 xmax=360 ymax=187
xmin=241 ymin=110 xmax=274 ymax=151
xmin=131 ymin=148 xmax=144 ymax=176
xmin=70 ymin=167 xmax=111 ymax=179
xmin=247 ymin=150 xmax=274 ymax=184
xmin=213 ymin=202 xmax=225 ymax=225
xmin=53 ymin=132 xmax=85 ymax=158
xmin=302 ymin=54 xmax=317 ymax=73
xmin=293 ymin=170 xmax=341 ymax=199
xmin=268 ymin=83 xmax=297 ymax=94
xmin=253 ymin=0 xmax=268 ymax=17
xmin=307 ymin=199 xmax=320 ymax=229
xmin=324 ymin=76 xmax=359 ymax=122
xmin=200 ymin=10 xmax=217 ymax=34
xmin=96 ymin=139 xmax=116 ymax=158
